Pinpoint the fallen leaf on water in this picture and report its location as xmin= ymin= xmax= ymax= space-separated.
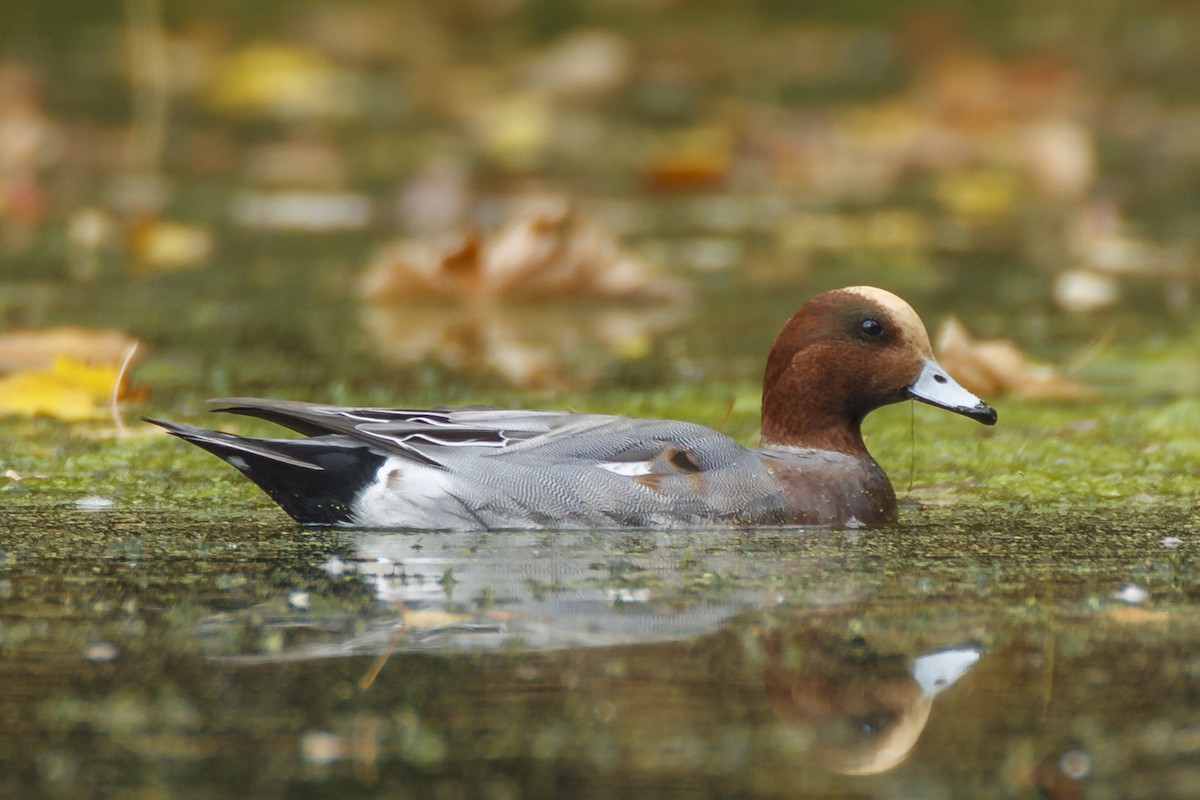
xmin=0 ymin=340 xmax=144 ymax=421
xmin=362 ymin=303 xmax=688 ymax=390
xmin=204 ymin=43 xmax=352 ymax=119
xmin=0 ymin=371 xmax=95 ymax=419
xmin=127 ymin=216 xmax=214 ymax=271
xmin=47 ymin=356 xmax=128 ymax=398
xmin=359 ymin=195 xmax=694 ymax=388
xmin=644 ymin=125 xmax=733 ymax=193
xmin=935 ymin=316 xmax=1087 ymax=399
xmin=360 ymin=196 xmax=691 ymax=305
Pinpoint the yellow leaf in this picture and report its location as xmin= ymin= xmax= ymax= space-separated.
xmin=49 ymin=356 xmax=122 ymax=397
xmin=127 ymin=217 xmax=213 ymax=270
xmin=0 ymin=371 xmax=105 ymax=420
xmin=0 ymin=357 xmax=127 ymax=420
xmin=935 ymin=169 xmax=1020 ymax=218
xmin=205 ymin=44 xmax=340 ymax=118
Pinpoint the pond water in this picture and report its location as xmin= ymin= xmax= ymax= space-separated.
xmin=4 ymin=1 xmax=1200 ymax=797
xmin=2 ymin=501 xmax=1198 ymax=798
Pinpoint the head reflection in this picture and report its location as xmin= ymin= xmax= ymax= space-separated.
xmin=760 ymin=629 xmax=979 ymax=775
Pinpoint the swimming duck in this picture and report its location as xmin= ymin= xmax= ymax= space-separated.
xmin=148 ymin=286 xmax=996 ymax=529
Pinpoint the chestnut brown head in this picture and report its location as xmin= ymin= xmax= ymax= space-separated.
xmin=761 ymin=286 xmax=996 ymax=453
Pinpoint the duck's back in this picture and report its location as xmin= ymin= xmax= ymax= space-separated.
xmin=150 ymin=400 xmax=896 ymax=530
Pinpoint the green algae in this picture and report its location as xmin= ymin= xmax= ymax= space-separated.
xmin=4 ymin=372 xmax=1198 ymax=535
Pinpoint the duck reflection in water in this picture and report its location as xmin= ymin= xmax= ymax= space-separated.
xmin=202 ymin=531 xmax=982 ymax=779
xmin=759 ymin=627 xmax=980 ymax=775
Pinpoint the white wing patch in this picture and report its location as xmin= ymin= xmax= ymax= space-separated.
xmin=597 ymin=461 xmax=654 ymax=477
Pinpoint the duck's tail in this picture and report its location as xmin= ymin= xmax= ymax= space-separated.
xmin=144 ymin=418 xmax=386 ymax=526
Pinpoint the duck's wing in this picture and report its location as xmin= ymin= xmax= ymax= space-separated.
xmin=211 ymin=397 xmax=561 ymax=447
xmin=210 ymin=397 xmax=740 ymax=472
xmin=153 ymin=400 xmax=777 ymax=528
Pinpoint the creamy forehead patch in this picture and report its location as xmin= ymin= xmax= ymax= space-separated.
xmin=841 ymin=286 xmax=932 ymax=353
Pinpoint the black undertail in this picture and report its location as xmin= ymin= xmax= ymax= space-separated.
xmin=145 ymin=419 xmax=387 ymax=526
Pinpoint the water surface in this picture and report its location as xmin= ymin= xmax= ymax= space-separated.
xmin=2 ymin=500 xmax=1198 ymax=798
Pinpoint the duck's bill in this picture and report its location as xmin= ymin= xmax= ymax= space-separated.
xmin=907 ymin=359 xmax=998 ymax=425
xmin=911 ymin=646 xmax=982 ymax=699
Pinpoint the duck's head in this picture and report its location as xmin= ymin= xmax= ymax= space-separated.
xmin=761 ymin=286 xmax=996 ymax=453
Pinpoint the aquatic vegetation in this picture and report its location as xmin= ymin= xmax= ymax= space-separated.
xmin=3 ymin=373 xmax=1198 ymax=520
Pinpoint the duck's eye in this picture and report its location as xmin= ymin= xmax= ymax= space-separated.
xmin=860 ymin=318 xmax=884 ymax=338
xmin=855 ymin=712 xmax=893 ymax=737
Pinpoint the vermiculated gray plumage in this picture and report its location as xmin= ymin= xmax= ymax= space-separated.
xmin=147 ymin=397 xmax=893 ymax=530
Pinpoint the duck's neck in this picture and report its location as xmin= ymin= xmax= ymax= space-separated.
xmin=760 ymin=402 xmax=868 ymax=455
xmin=759 ymin=349 xmax=871 ymax=457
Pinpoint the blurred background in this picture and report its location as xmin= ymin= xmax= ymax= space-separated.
xmin=2 ymin=0 xmax=1199 ymax=407
xmin=4 ymin=6 xmax=1200 ymax=796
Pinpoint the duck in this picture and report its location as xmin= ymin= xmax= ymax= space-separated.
xmin=147 ymin=286 xmax=996 ymax=530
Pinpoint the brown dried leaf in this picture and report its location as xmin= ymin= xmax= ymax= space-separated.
xmin=359 ymin=198 xmax=691 ymax=305
xmin=361 ymin=304 xmax=688 ymax=390
xmin=359 ymin=234 xmax=482 ymax=303
xmin=935 ymin=316 xmax=1087 ymax=399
